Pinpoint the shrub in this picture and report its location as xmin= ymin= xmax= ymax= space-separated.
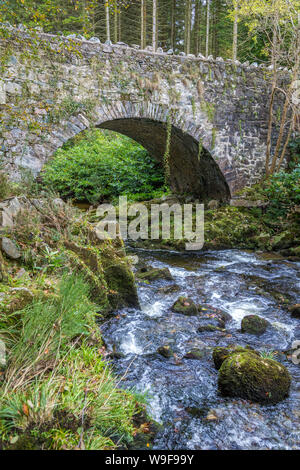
xmin=42 ymin=129 xmax=165 ymax=204
xmin=264 ymin=165 xmax=300 ymax=217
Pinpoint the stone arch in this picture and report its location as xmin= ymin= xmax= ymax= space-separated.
xmin=16 ymin=100 xmax=231 ymax=201
xmin=92 ymin=101 xmax=231 ymax=201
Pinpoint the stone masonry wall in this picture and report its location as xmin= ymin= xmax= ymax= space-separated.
xmin=0 ymin=26 xmax=291 ymax=197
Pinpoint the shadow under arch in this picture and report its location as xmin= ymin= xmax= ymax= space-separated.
xmin=98 ymin=118 xmax=231 ymax=201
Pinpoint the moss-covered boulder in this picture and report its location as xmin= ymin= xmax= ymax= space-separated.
xmin=213 ymin=345 xmax=259 ymax=370
xmin=241 ymin=315 xmax=270 ymax=335
xmin=136 ymin=267 xmax=173 ymax=282
xmin=289 ymin=304 xmax=300 ymax=319
xmin=157 ymin=345 xmax=174 ymax=358
xmin=65 ymin=240 xmax=139 ymax=312
xmin=172 ymin=297 xmax=198 ymax=316
xmin=218 ymin=352 xmax=291 ymax=404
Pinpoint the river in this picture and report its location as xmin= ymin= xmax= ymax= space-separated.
xmin=101 ymin=248 xmax=300 ymax=450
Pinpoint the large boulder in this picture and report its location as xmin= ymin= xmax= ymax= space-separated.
xmin=65 ymin=240 xmax=139 ymax=311
xmin=241 ymin=315 xmax=270 ymax=335
xmin=213 ymin=345 xmax=259 ymax=370
xmin=172 ymin=297 xmax=198 ymax=316
xmin=218 ymin=352 xmax=291 ymax=404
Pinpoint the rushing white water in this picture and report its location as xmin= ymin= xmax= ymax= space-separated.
xmin=101 ymin=249 xmax=300 ymax=450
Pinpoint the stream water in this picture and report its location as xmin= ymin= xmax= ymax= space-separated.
xmin=101 ymin=248 xmax=300 ymax=450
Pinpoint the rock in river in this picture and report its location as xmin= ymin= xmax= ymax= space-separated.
xmin=172 ymin=297 xmax=198 ymax=316
xmin=241 ymin=314 xmax=270 ymax=335
xmin=218 ymin=352 xmax=291 ymax=404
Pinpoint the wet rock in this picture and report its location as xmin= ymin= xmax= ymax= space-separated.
xmin=1 ymin=237 xmax=21 ymax=259
xmin=157 ymin=284 xmax=180 ymax=294
xmin=157 ymin=345 xmax=174 ymax=358
xmin=184 ymin=348 xmax=205 ymax=360
xmin=172 ymin=297 xmax=198 ymax=316
xmin=198 ymin=306 xmax=231 ymax=326
xmin=289 ymin=304 xmax=300 ymax=319
xmin=136 ymin=267 xmax=173 ymax=282
xmin=198 ymin=324 xmax=225 ymax=333
xmin=213 ymin=345 xmax=259 ymax=370
xmin=241 ymin=315 xmax=270 ymax=335
xmin=185 ymin=406 xmax=209 ymax=418
xmin=128 ymin=409 xmax=162 ymax=450
xmin=218 ymin=352 xmax=291 ymax=404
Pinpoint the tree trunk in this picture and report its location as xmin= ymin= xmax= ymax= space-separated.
xmin=206 ymin=0 xmax=210 ymax=57
xmin=141 ymin=0 xmax=147 ymax=49
xmin=170 ymin=0 xmax=176 ymax=50
xmin=105 ymin=3 xmax=111 ymax=42
xmin=193 ymin=0 xmax=200 ymax=56
xmin=233 ymin=0 xmax=238 ymax=61
xmin=265 ymin=21 xmax=278 ymax=176
xmin=114 ymin=3 xmax=118 ymax=44
xmin=185 ymin=0 xmax=192 ymax=55
xmin=152 ymin=0 xmax=157 ymax=51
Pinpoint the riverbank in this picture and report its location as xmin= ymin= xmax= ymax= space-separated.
xmin=0 ymin=195 xmax=159 ymax=450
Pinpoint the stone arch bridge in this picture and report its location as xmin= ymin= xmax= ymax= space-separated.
xmin=0 ymin=27 xmax=290 ymax=200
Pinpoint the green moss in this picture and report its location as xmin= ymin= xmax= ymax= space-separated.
xmin=218 ymin=352 xmax=291 ymax=404
xmin=136 ymin=267 xmax=173 ymax=282
xmin=64 ymin=239 xmax=138 ymax=312
xmin=171 ymin=297 xmax=198 ymax=316
xmin=157 ymin=345 xmax=174 ymax=358
xmin=184 ymin=348 xmax=206 ymax=360
xmin=213 ymin=345 xmax=259 ymax=370
xmin=241 ymin=315 xmax=270 ymax=335
xmin=101 ymin=242 xmax=139 ymax=309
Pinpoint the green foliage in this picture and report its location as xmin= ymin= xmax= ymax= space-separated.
xmin=260 ymin=350 xmax=277 ymax=360
xmin=0 ymin=274 xmax=142 ymax=449
xmin=263 ymin=165 xmax=300 ymax=217
xmin=42 ymin=129 xmax=165 ymax=204
xmin=288 ymin=136 xmax=300 ymax=170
